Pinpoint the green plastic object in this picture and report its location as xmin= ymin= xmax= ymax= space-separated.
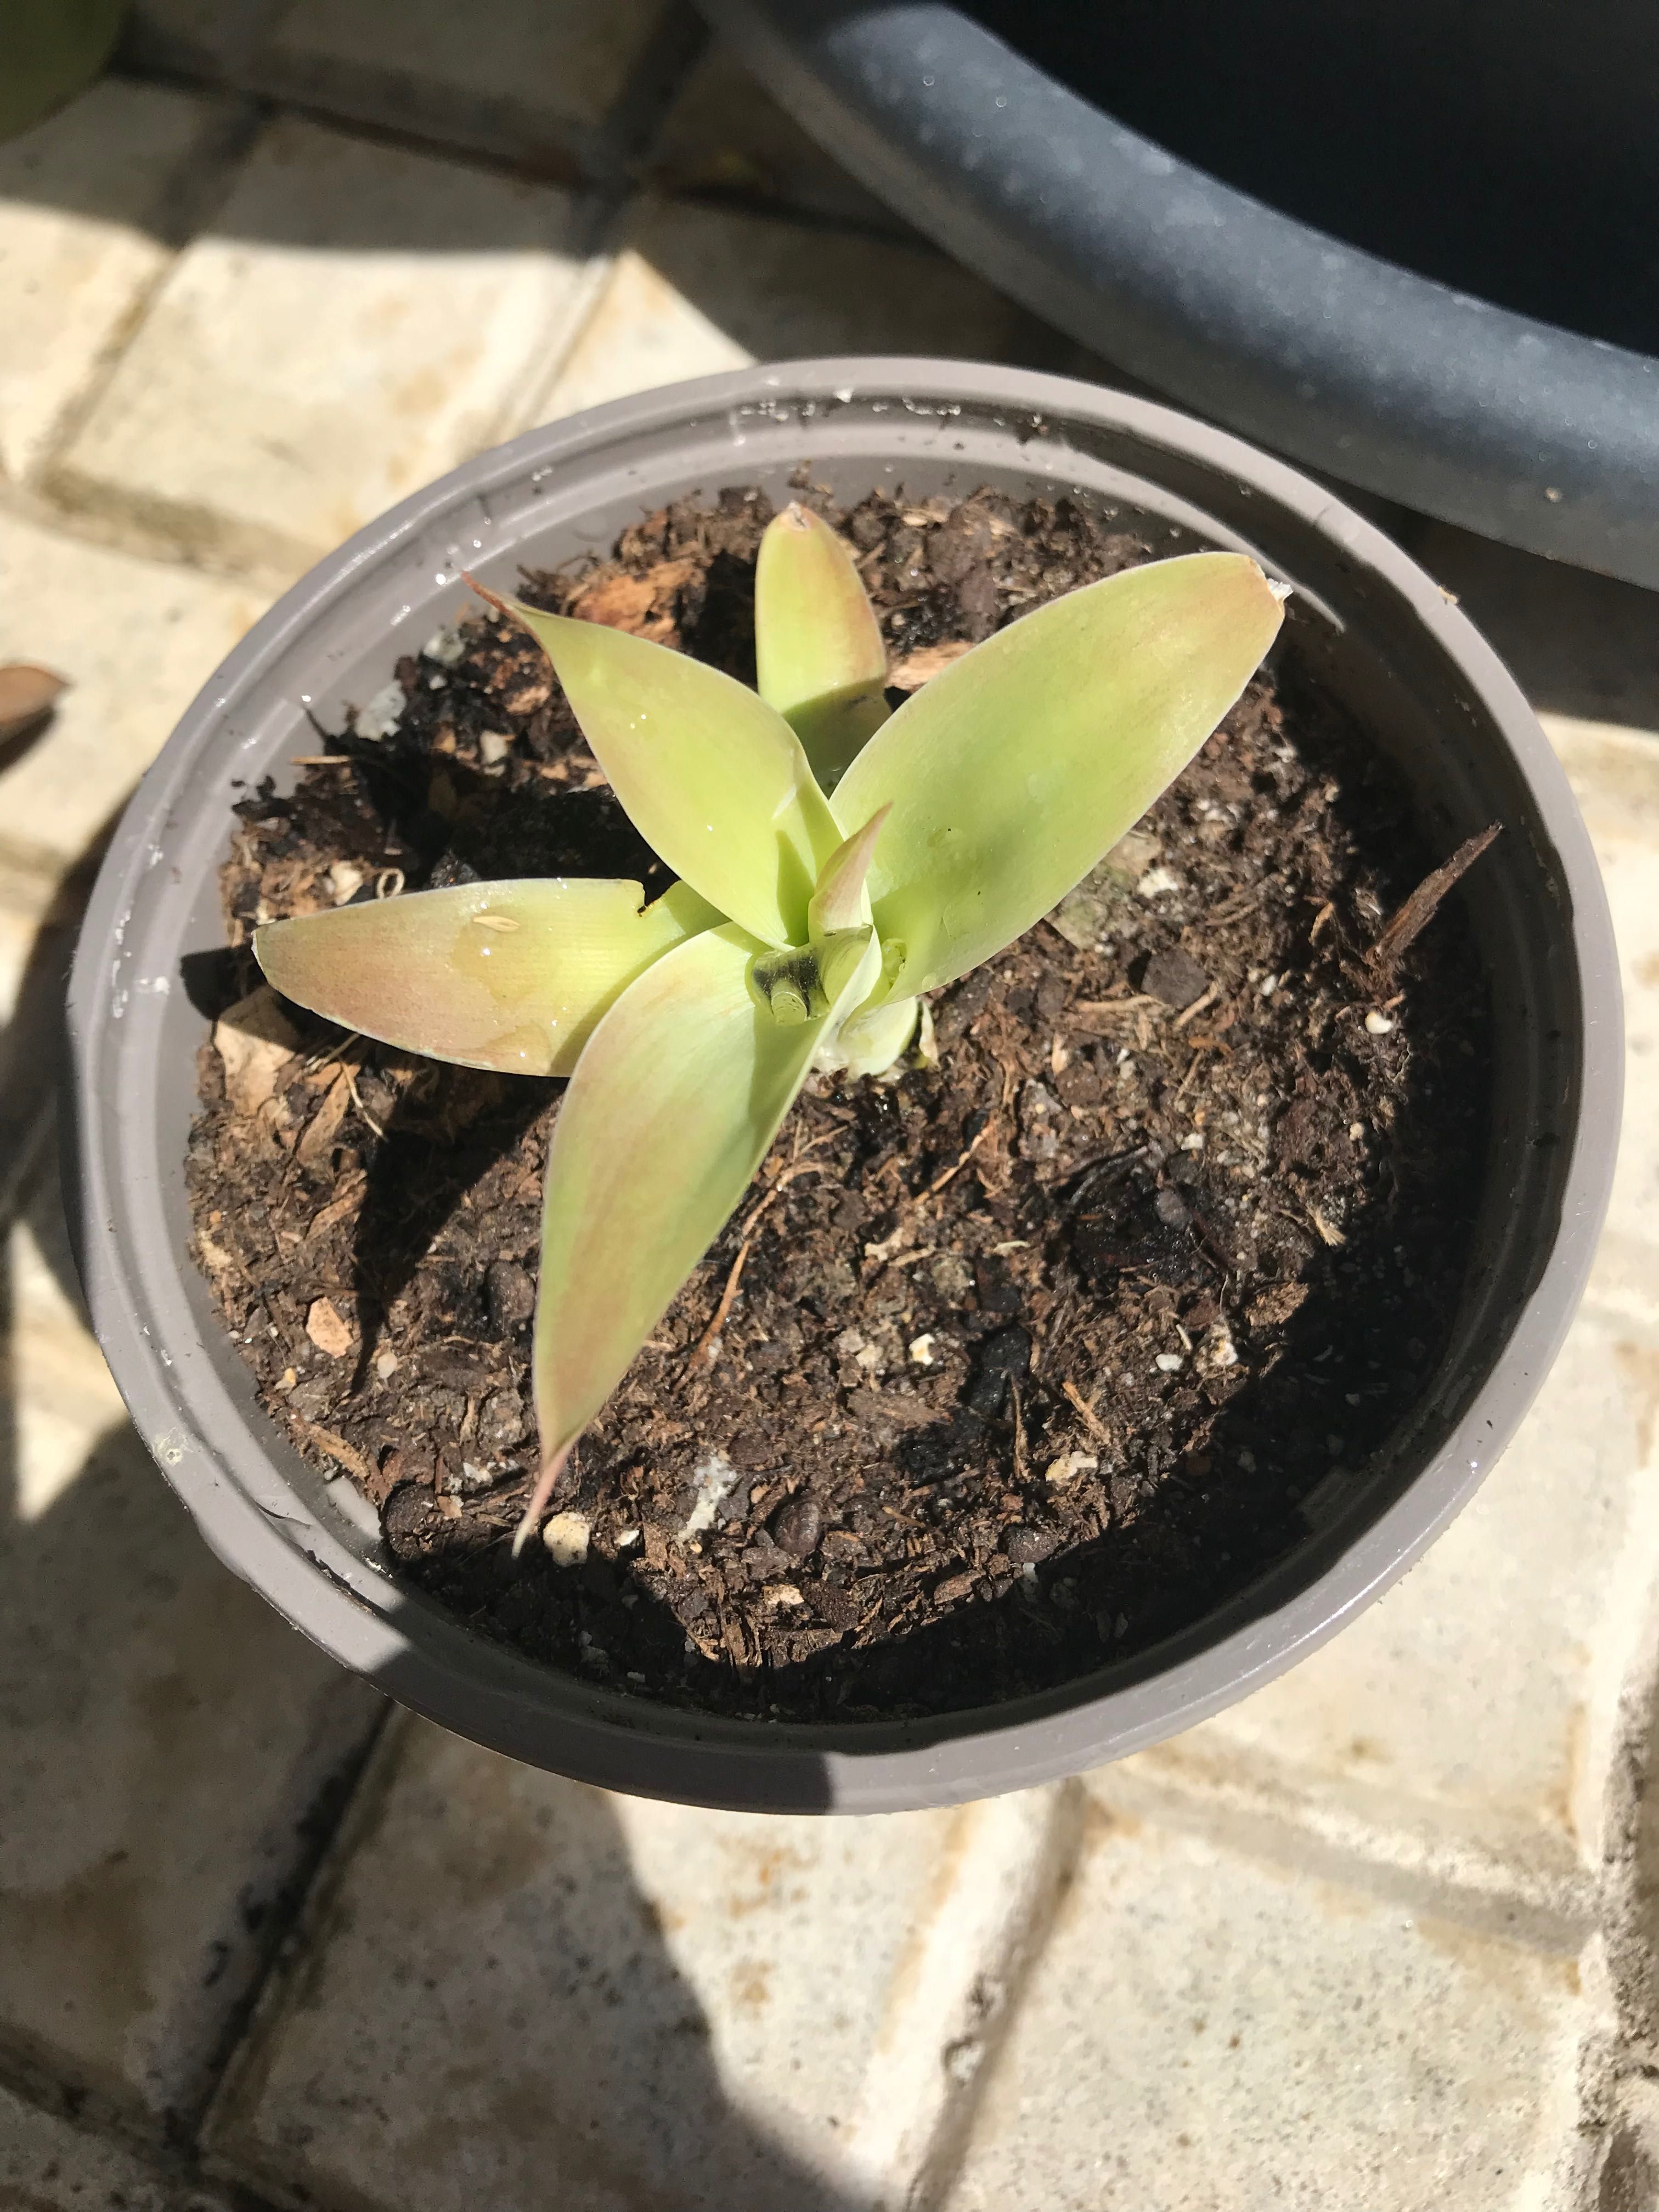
xmin=1 ymin=0 xmax=126 ymax=143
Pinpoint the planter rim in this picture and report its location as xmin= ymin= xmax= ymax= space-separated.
xmin=697 ymin=0 xmax=1659 ymax=591
xmin=65 ymin=357 xmax=1622 ymax=1812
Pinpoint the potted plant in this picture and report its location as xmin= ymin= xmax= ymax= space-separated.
xmin=65 ymin=360 xmax=1620 ymax=1813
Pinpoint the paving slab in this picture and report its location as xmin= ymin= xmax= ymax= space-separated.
xmin=646 ymin=45 xmax=905 ymax=234
xmin=0 ymin=2078 xmax=230 ymax=2211
xmin=0 ymin=80 xmax=227 ymax=487
xmin=0 ymin=513 xmax=256 ymax=878
xmin=945 ymin=1810 xmax=1587 ymax=2212
xmin=1542 ymin=714 xmax=1659 ymax=1273
xmin=0 ymin=856 xmax=80 ymax=1211
xmin=0 ymin=1149 xmax=383 ymax=2131
xmin=52 ymin=117 xmax=598 ymax=581
xmin=252 ymin=0 xmax=684 ymax=179
xmin=535 ymin=194 xmax=1053 ymax=422
xmin=208 ymin=1719 xmax=1068 ymax=2212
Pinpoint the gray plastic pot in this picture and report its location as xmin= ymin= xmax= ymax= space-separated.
xmin=699 ymin=0 xmax=1659 ymax=590
xmin=66 ymin=359 xmax=1621 ymax=1814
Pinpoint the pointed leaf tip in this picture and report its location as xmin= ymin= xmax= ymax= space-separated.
xmin=505 ymin=597 xmax=841 ymax=947
xmin=755 ymin=503 xmax=890 ymax=790
xmin=512 ymin=1441 xmax=572 ymax=1556
xmin=836 ymin=551 xmax=1284 ymax=997
xmin=527 ymin=924 xmax=838 ymax=1503
xmin=254 ymin=877 xmax=718 ymax=1076
xmin=808 ymin=803 xmax=890 ymax=939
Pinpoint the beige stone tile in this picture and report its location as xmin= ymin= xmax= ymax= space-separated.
xmin=945 ymin=1816 xmax=1585 ymax=2212
xmin=0 ymin=1150 xmax=383 ymax=2126
xmin=1543 ymin=716 xmax=1659 ymax=1271
xmin=646 ymin=44 xmax=905 ymax=234
xmin=0 ymin=80 xmax=224 ymax=486
xmin=1102 ymin=1306 xmax=1659 ymax=1897
xmin=210 ymin=1718 xmax=1063 ymax=2211
xmin=0 ymin=2077 xmax=230 ymax=2210
xmin=535 ymin=195 xmax=1053 ymax=422
xmin=52 ymin=117 xmax=597 ymax=579
xmin=0 ymin=512 xmax=259 ymax=876
xmin=255 ymin=0 xmax=676 ymax=175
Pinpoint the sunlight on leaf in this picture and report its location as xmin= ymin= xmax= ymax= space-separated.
xmin=835 ymin=552 xmax=1284 ymax=996
xmin=255 ymin=877 xmax=719 ymax=1076
xmin=518 ymin=922 xmax=871 ymax=1547
xmin=505 ymin=597 xmax=842 ymax=946
xmin=755 ymin=503 xmax=891 ymax=791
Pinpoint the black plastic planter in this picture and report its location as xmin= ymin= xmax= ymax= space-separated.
xmin=66 ymin=361 xmax=1620 ymax=1813
xmin=699 ymin=0 xmax=1659 ymax=591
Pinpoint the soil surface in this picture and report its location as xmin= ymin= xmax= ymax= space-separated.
xmin=187 ymin=481 xmax=1493 ymax=1722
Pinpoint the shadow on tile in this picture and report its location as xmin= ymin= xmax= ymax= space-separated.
xmin=213 ymin=1726 xmax=876 ymax=2209
xmin=0 ymin=1139 xmax=382 ymax=2131
xmin=0 ymin=904 xmax=862 ymax=2198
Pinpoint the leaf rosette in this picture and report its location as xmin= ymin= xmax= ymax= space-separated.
xmin=257 ymin=502 xmax=1285 ymax=1550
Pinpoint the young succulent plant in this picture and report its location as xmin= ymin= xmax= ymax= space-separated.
xmin=256 ymin=505 xmax=1286 ymax=1553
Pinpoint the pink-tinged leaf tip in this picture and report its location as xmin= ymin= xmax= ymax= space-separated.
xmin=807 ymin=803 xmax=891 ymax=939
xmin=512 ymin=1442 xmax=572 ymax=1557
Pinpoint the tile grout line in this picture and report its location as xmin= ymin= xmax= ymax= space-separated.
xmin=844 ymin=1780 xmax=1089 ymax=2211
xmin=0 ymin=2069 xmax=294 ymax=2212
xmin=9 ymin=91 xmax=268 ymax=516
xmin=194 ymin=1708 xmax=414 ymax=2205
xmin=174 ymin=1698 xmax=397 ymax=2157
xmin=0 ymin=1696 xmax=396 ymax=2180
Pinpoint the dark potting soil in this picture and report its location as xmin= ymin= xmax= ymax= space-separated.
xmin=186 ymin=481 xmax=1494 ymax=1723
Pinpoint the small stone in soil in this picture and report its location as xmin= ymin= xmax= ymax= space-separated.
xmin=543 ymin=1511 xmax=591 ymax=1567
xmin=383 ymin=1483 xmax=442 ymax=1548
xmin=486 ymin=1260 xmax=535 ymax=1333
xmin=772 ymin=1493 xmax=823 ymax=1558
xmin=1141 ymin=946 xmax=1211 ymax=1008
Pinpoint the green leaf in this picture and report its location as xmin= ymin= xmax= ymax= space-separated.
xmin=821 ymin=992 xmax=919 ymax=1080
xmin=806 ymin=803 xmax=889 ymax=939
xmin=755 ymin=503 xmax=891 ymax=791
xmin=505 ymin=598 xmax=842 ymax=947
xmin=254 ymin=877 xmax=719 ymax=1077
xmin=517 ymin=921 xmax=870 ymax=1548
xmin=834 ymin=552 xmax=1285 ymax=997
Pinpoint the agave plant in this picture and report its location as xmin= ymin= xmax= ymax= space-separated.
xmin=256 ymin=505 xmax=1285 ymax=1553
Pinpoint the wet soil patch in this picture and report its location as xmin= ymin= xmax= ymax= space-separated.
xmin=187 ymin=481 xmax=1493 ymax=1722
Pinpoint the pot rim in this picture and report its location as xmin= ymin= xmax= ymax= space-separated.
xmin=64 ymin=357 xmax=1622 ymax=1813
